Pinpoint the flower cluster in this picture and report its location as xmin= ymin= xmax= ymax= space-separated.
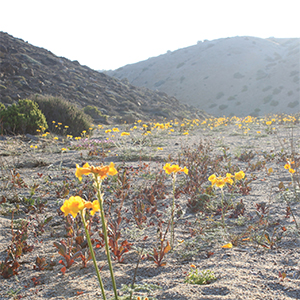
xmin=60 ymin=196 xmax=100 ymax=218
xmin=284 ymin=162 xmax=295 ymax=174
xmin=163 ymin=163 xmax=188 ymax=175
xmin=75 ymin=162 xmax=118 ymax=181
xmin=208 ymin=171 xmax=245 ymax=188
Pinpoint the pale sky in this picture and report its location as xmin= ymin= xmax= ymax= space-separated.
xmin=1 ymin=0 xmax=299 ymax=71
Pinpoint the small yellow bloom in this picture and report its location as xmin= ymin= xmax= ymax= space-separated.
xmin=289 ymin=168 xmax=295 ymax=174
xmin=61 ymin=196 xmax=85 ymax=218
xmin=75 ymin=162 xmax=118 ymax=181
xmin=112 ymin=127 xmax=119 ymax=132
xmin=157 ymin=147 xmax=163 ymax=150
xmin=284 ymin=163 xmax=291 ymax=170
xmin=266 ymin=121 xmax=272 ymax=125
xmin=65 ymin=125 xmax=69 ymax=128
xmin=84 ymin=200 xmax=100 ymax=216
xmin=183 ymin=131 xmax=189 ymax=135
xmin=121 ymin=132 xmax=130 ymax=136
xmin=58 ymin=122 xmax=62 ymax=126
xmin=52 ymin=121 xmax=56 ymax=124
xmin=105 ymin=129 xmax=112 ymax=134
xmin=54 ymin=137 xmax=58 ymax=140
xmin=75 ymin=162 xmax=92 ymax=181
xmin=190 ymin=264 xmax=196 ymax=268
xmin=163 ymin=163 xmax=188 ymax=175
xmin=234 ymin=171 xmax=245 ymax=181
xmin=215 ymin=178 xmax=226 ymax=188
xmin=61 ymin=148 xmax=68 ymax=151
xmin=222 ymin=242 xmax=233 ymax=248
xmin=224 ymin=173 xmax=234 ymax=185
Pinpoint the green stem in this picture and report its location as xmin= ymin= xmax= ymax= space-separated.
xmin=220 ymin=188 xmax=225 ymax=228
xmin=80 ymin=210 xmax=107 ymax=300
xmin=170 ymin=174 xmax=176 ymax=249
xmin=95 ymin=177 xmax=119 ymax=300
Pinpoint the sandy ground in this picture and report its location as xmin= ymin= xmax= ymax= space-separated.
xmin=0 ymin=121 xmax=299 ymax=299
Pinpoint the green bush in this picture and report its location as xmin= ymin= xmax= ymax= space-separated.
xmin=33 ymin=95 xmax=93 ymax=137
xmin=83 ymin=105 xmax=107 ymax=122
xmin=0 ymin=99 xmax=48 ymax=135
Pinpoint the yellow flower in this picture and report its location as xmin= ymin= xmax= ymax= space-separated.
xmin=61 ymin=148 xmax=68 ymax=151
xmin=58 ymin=122 xmax=62 ymax=126
xmin=183 ymin=131 xmax=189 ymax=135
xmin=61 ymin=196 xmax=85 ymax=218
xmin=222 ymin=242 xmax=233 ymax=248
xmin=75 ymin=162 xmax=118 ymax=181
xmin=289 ymin=168 xmax=295 ymax=174
xmin=157 ymin=147 xmax=163 ymax=150
xmin=52 ymin=121 xmax=56 ymax=124
xmin=113 ymin=127 xmax=119 ymax=132
xmin=284 ymin=163 xmax=291 ymax=170
xmin=234 ymin=171 xmax=245 ymax=181
xmin=105 ymin=129 xmax=112 ymax=134
xmin=190 ymin=264 xmax=196 ymax=268
xmin=75 ymin=162 xmax=92 ymax=181
xmin=208 ymin=174 xmax=216 ymax=183
xmin=84 ymin=200 xmax=100 ymax=216
xmin=266 ymin=121 xmax=272 ymax=125
xmin=215 ymin=178 xmax=226 ymax=188
xmin=121 ymin=132 xmax=130 ymax=136
xmin=65 ymin=125 xmax=69 ymax=128
xmin=53 ymin=137 xmax=58 ymax=140
xmin=163 ymin=163 xmax=188 ymax=175
xmin=224 ymin=173 xmax=234 ymax=185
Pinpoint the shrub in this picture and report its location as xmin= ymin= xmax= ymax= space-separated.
xmin=0 ymin=99 xmax=48 ymax=135
xmin=33 ymin=95 xmax=93 ymax=137
xmin=83 ymin=105 xmax=107 ymax=122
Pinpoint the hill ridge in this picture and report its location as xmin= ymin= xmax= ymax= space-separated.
xmin=106 ymin=36 xmax=300 ymax=117
xmin=0 ymin=31 xmax=207 ymax=123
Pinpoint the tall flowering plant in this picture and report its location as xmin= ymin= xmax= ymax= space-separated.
xmin=208 ymin=171 xmax=245 ymax=227
xmin=60 ymin=162 xmax=119 ymax=300
xmin=163 ymin=163 xmax=188 ymax=249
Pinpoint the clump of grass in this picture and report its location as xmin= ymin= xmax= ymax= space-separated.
xmin=185 ymin=265 xmax=216 ymax=285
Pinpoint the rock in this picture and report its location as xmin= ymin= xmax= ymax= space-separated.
xmin=24 ymin=68 xmax=34 ymax=77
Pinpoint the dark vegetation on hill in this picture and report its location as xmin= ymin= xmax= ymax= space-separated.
xmin=107 ymin=36 xmax=300 ymax=117
xmin=0 ymin=32 xmax=208 ymax=125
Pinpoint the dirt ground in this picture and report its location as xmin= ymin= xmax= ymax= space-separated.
xmin=0 ymin=121 xmax=299 ymax=300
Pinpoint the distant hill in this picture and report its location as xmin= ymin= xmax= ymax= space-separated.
xmin=0 ymin=32 xmax=207 ymax=123
xmin=106 ymin=36 xmax=300 ymax=117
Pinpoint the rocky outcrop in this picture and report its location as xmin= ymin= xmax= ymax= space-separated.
xmin=106 ymin=36 xmax=300 ymax=117
xmin=0 ymin=32 xmax=207 ymax=123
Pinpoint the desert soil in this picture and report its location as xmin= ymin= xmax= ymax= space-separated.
xmin=0 ymin=121 xmax=300 ymax=300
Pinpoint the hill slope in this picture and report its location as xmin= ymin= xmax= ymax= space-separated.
xmin=0 ymin=32 xmax=207 ymax=123
xmin=107 ymin=36 xmax=300 ymax=117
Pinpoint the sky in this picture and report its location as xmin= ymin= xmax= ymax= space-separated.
xmin=1 ymin=0 xmax=299 ymax=71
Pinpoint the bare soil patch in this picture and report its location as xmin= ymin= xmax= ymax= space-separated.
xmin=0 ymin=121 xmax=300 ymax=299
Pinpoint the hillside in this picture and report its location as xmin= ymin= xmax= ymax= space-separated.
xmin=106 ymin=36 xmax=300 ymax=117
xmin=0 ymin=32 xmax=207 ymax=123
